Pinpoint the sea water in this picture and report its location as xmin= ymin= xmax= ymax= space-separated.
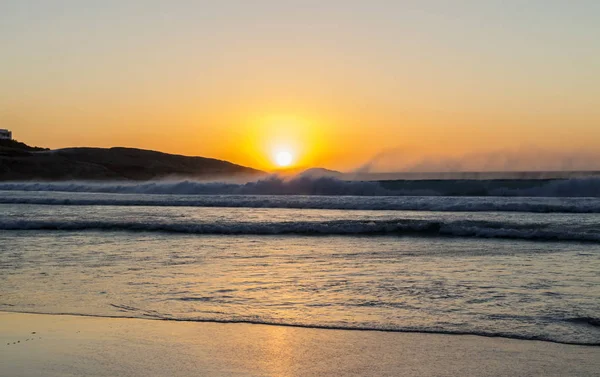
xmin=0 ymin=178 xmax=599 ymax=345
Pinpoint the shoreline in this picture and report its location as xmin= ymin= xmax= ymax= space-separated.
xmin=2 ymin=309 xmax=598 ymax=347
xmin=2 ymin=311 xmax=599 ymax=377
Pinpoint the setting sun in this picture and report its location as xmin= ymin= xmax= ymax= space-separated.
xmin=236 ymin=113 xmax=327 ymax=171
xmin=275 ymin=150 xmax=293 ymax=167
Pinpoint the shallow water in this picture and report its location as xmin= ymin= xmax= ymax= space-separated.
xmin=1 ymin=190 xmax=599 ymax=345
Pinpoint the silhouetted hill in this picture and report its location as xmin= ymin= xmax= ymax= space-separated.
xmin=0 ymin=142 xmax=263 ymax=181
xmin=0 ymin=139 xmax=49 ymax=155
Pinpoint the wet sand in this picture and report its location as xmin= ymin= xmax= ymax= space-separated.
xmin=1 ymin=311 xmax=599 ymax=377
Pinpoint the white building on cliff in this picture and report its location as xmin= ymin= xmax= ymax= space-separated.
xmin=0 ymin=129 xmax=12 ymax=140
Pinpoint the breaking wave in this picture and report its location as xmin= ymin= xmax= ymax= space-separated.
xmin=1 ymin=193 xmax=599 ymax=213
xmin=0 ymin=176 xmax=599 ymax=197
xmin=2 ymin=218 xmax=598 ymax=242
xmin=0 ymin=177 xmax=391 ymax=196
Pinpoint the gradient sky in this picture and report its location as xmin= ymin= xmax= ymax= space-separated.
xmin=1 ymin=1 xmax=599 ymax=171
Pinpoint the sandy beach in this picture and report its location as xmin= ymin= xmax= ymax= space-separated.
xmin=1 ymin=311 xmax=598 ymax=377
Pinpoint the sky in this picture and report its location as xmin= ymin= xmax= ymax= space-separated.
xmin=1 ymin=0 xmax=599 ymax=171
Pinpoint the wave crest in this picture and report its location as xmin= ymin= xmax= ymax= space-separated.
xmin=1 ymin=176 xmax=599 ymax=197
xmin=2 ymin=218 xmax=598 ymax=242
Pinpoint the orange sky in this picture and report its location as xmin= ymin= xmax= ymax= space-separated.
xmin=2 ymin=1 xmax=599 ymax=171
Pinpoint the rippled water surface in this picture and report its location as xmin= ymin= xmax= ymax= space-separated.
xmin=1 ymin=191 xmax=599 ymax=345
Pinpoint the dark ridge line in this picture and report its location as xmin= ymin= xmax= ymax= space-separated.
xmin=1 ymin=309 xmax=598 ymax=347
xmin=1 ymin=225 xmax=599 ymax=244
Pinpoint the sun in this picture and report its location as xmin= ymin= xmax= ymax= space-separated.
xmin=275 ymin=151 xmax=293 ymax=167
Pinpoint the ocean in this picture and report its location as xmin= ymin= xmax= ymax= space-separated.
xmin=1 ymin=177 xmax=599 ymax=346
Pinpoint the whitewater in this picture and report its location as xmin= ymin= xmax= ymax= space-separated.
xmin=1 ymin=176 xmax=599 ymax=345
